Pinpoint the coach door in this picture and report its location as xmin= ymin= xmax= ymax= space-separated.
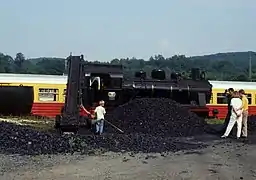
xmin=0 ymin=85 xmax=34 ymax=116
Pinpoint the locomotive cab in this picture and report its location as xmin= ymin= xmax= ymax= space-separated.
xmin=55 ymin=57 xmax=124 ymax=133
xmin=81 ymin=64 xmax=123 ymax=112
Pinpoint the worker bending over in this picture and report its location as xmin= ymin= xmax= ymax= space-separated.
xmin=238 ymin=89 xmax=249 ymax=138
xmin=221 ymin=91 xmax=243 ymax=139
xmin=94 ymin=100 xmax=106 ymax=135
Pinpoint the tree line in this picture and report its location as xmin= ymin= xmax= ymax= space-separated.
xmin=0 ymin=51 xmax=256 ymax=81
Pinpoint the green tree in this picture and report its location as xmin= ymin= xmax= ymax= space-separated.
xmin=14 ymin=52 xmax=25 ymax=67
xmin=0 ymin=53 xmax=14 ymax=73
xmin=0 ymin=51 xmax=255 ymax=81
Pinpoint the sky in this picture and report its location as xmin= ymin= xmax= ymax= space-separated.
xmin=0 ymin=0 xmax=255 ymax=61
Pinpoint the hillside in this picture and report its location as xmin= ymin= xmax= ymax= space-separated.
xmin=0 ymin=51 xmax=255 ymax=81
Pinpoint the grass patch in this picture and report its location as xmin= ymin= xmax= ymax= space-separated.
xmin=205 ymin=118 xmax=224 ymax=125
xmin=0 ymin=115 xmax=225 ymax=133
xmin=0 ymin=115 xmax=55 ymax=133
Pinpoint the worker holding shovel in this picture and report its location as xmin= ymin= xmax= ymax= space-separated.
xmin=94 ymin=100 xmax=106 ymax=135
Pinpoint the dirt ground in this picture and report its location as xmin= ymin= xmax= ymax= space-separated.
xmin=1 ymin=134 xmax=256 ymax=180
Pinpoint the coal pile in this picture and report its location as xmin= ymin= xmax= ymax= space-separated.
xmin=0 ymin=121 xmax=71 ymax=155
xmin=0 ymin=98 xmax=209 ymax=155
xmin=105 ymin=98 xmax=207 ymax=137
xmin=0 ymin=121 xmax=206 ymax=155
xmin=71 ymin=133 xmax=206 ymax=154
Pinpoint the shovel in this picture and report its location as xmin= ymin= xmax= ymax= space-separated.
xmin=104 ymin=119 xmax=124 ymax=133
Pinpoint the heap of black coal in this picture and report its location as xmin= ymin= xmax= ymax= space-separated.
xmin=0 ymin=98 xmax=208 ymax=155
xmin=105 ymin=98 xmax=207 ymax=137
xmin=0 ymin=121 xmax=71 ymax=155
xmin=0 ymin=121 xmax=206 ymax=155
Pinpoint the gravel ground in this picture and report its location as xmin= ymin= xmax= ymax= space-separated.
xmin=1 ymin=134 xmax=256 ymax=180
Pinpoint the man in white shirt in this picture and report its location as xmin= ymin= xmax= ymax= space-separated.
xmin=221 ymin=91 xmax=243 ymax=139
xmin=94 ymin=100 xmax=106 ymax=135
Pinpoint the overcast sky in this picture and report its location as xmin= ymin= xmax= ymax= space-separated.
xmin=0 ymin=0 xmax=255 ymax=61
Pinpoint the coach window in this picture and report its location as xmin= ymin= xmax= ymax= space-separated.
xmin=245 ymin=93 xmax=252 ymax=104
xmin=38 ymin=88 xmax=59 ymax=102
xmin=217 ymin=93 xmax=227 ymax=104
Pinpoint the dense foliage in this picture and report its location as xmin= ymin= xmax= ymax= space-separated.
xmin=0 ymin=51 xmax=255 ymax=81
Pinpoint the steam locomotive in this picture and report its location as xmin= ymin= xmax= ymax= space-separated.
xmin=57 ymin=55 xmax=212 ymax=132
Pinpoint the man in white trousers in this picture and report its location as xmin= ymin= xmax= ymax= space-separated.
xmin=221 ymin=91 xmax=243 ymax=139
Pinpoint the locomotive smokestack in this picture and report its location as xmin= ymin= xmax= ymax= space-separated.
xmin=151 ymin=69 xmax=166 ymax=80
xmin=191 ymin=68 xmax=200 ymax=80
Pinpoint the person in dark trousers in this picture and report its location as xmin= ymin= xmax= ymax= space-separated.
xmin=221 ymin=88 xmax=234 ymax=133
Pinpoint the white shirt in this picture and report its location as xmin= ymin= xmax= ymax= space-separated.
xmin=94 ymin=106 xmax=106 ymax=120
xmin=230 ymin=98 xmax=243 ymax=117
